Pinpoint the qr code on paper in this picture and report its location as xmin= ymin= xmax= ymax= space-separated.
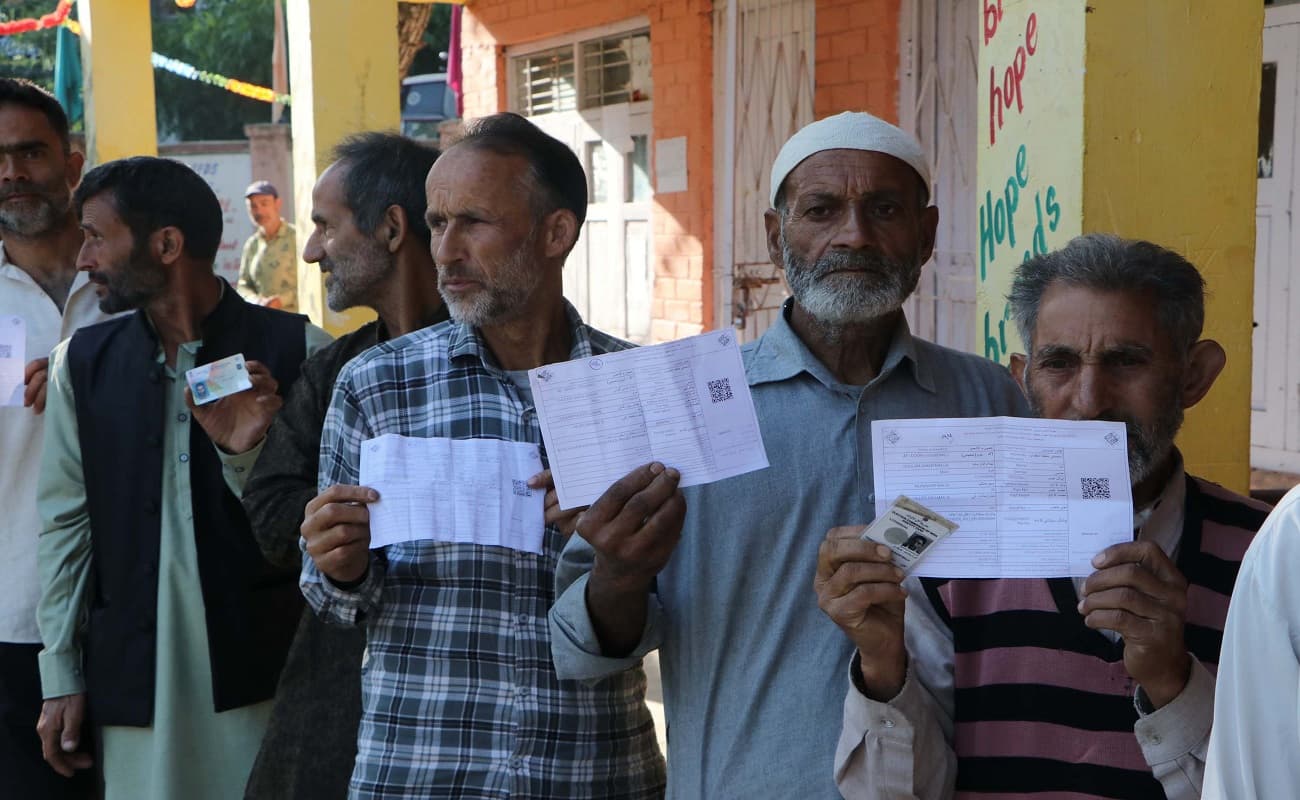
xmin=511 ymin=479 xmax=532 ymax=498
xmin=1081 ymin=477 xmax=1111 ymax=500
xmin=0 ymin=345 xmax=10 ymax=358
xmin=707 ymin=378 xmax=733 ymax=404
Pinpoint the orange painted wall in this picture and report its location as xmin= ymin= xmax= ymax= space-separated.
xmin=461 ymin=0 xmax=715 ymax=340
xmin=815 ymin=0 xmax=900 ymax=122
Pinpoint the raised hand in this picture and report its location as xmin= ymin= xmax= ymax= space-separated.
xmin=815 ymin=527 xmax=908 ymax=701
xmin=1080 ymin=540 xmax=1192 ymax=708
xmin=188 ymin=359 xmax=283 ymax=454
xmin=302 ymin=484 xmax=378 ymax=585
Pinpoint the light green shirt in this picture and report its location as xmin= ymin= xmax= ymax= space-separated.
xmin=237 ymin=219 xmax=299 ymax=312
xmin=36 ymin=320 xmax=331 ymax=800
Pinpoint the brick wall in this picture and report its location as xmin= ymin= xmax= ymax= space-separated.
xmin=814 ymin=0 xmax=899 ymax=121
xmin=461 ymin=0 xmax=714 ymax=341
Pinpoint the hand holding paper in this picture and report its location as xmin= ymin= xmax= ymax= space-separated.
xmin=530 ymin=330 xmax=769 ymax=510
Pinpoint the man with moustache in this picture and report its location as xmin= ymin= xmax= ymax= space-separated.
xmin=299 ymin=113 xmax=668 ymax=798
xmin=240 ymin=132 xmax=447 ymax=800
xmin=237 ymin=180 xmax=299 ymax=310
xmin=34 ymin=157 xmax=330 ymax=800
xmin=830 ymin=234 xmax=1270 ymax=799
xmin=0 ymin=77 xmax=111 ymax=799
xmin=548 ymin=111 xmax=1028 ymax=798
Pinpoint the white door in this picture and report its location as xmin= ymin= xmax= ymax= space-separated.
xmin=529 ymin=104 xmax=655 ymax=343
xmin=899 ymin=0 xmax=979 ymax=354
xmin=713 ymin=0 xmax=815 ymax=341
xmin=1252 ymin=16 xmax=1300 ymax=473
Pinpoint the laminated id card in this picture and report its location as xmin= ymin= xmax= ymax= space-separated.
xmin=860 ymin=495 xmax=959 ymax=574
xmin=185 ymin=353 xmax=253 ymax=405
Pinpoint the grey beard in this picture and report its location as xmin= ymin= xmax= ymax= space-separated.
xmin=1025 ymin=387 xmax=1183 ymax=486
xmin=0 ymin=194 xmax=66 ymax=237
xmin=439 ymin=246 xmax=540 ymax=328
xmin=780 ymin=237 xmax=920 ymax=328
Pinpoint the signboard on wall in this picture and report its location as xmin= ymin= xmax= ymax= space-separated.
xmin=975 ymin=0 xmax=1085 ymax=364
xmin=172 ymin=151 xmax=254 ymax=288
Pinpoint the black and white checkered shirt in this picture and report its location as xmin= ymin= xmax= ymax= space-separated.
xmin=302 ymin=303 xmax=665 ymax=798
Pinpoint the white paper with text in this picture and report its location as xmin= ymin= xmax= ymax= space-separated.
xmin=871 ymin=416 xmax=1132 ymax=578
xmin=359 ymin=434 xmax=546 ymax=554
xmin=0 ymin=315 xmax=26 ymax=407
xmin=530 ymin=330 xmax=769 ymax=510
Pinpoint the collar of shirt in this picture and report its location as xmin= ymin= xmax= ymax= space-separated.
xmin=446 ymin=299 xmax=608 ymax=375
xmin=0 ymin=243 xmax=95 ymax=299
xmin=743 ymin=299 xmax=935 ymax=394
xmin=256 ymin=219 xmax=291 ymax=243
xmin=1135 ymin=449 xmax=1187 ymax=561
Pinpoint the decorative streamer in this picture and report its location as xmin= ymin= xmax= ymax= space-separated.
xmin=0 ymin=0 xmax=73 ymax=36
xmin=58 ymin=18 xmax=291 ymax=106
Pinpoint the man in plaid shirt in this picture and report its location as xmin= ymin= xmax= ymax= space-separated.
xmin=299 ymin=114 xmax=677 ymax=798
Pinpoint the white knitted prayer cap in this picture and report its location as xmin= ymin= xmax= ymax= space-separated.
xmin=769 ymin=111 xmax=932 ymax=207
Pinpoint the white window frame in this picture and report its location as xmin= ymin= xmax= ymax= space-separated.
xmin=506 ymin=17 xmax=653 ymax=116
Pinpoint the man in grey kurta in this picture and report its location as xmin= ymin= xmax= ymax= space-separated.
xmin=35 ymin=157 xmax=330 ymax=800
xmin=549 ymin=112 xmax=1028 ymax=797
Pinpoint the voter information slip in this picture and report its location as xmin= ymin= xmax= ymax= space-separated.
xmin=0 ymin=315 xmax=26 ymax=407
xmin=871 ymin=416 xmax=1133 ymax=578
xmin=529 ymin=330 xmax=769 ymax=510
xmin=185 ymin=353 xmax=253 ymax=405
xmin=860 ymin=495 xmax=959 ymax=574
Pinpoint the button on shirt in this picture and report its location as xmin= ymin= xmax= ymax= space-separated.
xmin=549 ymin=303 xmax=1030 ymax=799
xmin=0 ymin=249 xmax=114 ymax=643
xmin=301 ymin=302 xmax=666 ymax=799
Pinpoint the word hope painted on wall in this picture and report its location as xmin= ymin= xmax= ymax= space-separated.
xmin=984 ymin=0 xmax=1039 ymax=147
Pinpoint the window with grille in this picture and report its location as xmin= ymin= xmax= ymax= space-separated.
xmin=511 ymin=28 xmax=652 ymax=115
xmin=513 ymin=45 xmax=577 ymax=115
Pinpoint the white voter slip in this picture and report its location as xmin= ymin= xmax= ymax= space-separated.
xmin=359 ymin=434 xmax=546 ymax=554
xmin=872 ymin=416 xmax=1133 ymax=578
xmin=529 ymin=329 xmax=769 ymax=510
xmin=0 ymin=315 xmax=26 ymax=407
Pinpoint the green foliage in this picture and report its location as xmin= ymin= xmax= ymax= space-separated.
xmin=0 ymin=0 xmax=61 ymax=89
xmin=409 ymin=4 xmax=452 ymax=77
xmin=152 ymin=0 xmax=280 ymax=142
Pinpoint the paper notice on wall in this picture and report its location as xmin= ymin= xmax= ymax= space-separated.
xmin=655 ymin=136 xmax=688 ymax=194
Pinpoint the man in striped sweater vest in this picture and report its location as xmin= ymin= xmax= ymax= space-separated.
xmin=823 ymin=234 xmax=1271 ymax=799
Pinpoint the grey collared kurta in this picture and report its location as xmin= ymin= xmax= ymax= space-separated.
xmin=549 ymin=304 xmax=1030 ymax=799
xmin=37 ymin=325 xmax=330 ymax=800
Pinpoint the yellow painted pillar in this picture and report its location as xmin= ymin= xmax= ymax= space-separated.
xmin=76 ymin=0 xmax=158 ymax=164
xmin=975 ymin=1 xmax=1262 ymax=491
xmin=285 ymin=0 xmax=400 ymax=335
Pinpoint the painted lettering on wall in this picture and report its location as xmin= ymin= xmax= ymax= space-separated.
xmin=986 ymin=7 xmax=1038 ymax=146
xmin=975 ymin=0 xmax=1083 ymax=365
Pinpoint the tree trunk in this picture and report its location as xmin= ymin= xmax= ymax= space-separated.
xmin=397 ymin=3 xmax=435 ymax=80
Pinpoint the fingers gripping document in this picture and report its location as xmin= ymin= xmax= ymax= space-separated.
xmin=529 ymin=330 xmax=770 ymax=510
xmin=871 ymin=417 xmax=1133 ymax=578
xmin=359 ymin=434 xmax=546 ymax=554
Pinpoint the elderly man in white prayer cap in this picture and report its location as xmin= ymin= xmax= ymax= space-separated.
xmin=549 ymin=111 xmax=1027 ymax=798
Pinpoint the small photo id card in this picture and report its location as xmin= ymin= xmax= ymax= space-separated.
xmin=185 ymin=353 xmax=253 ymax=405
xmin=860 ymin=495 xmax=959 ymax=574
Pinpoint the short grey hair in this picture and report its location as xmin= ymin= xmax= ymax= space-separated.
xmin=1007 ymin=233 xmax=1207 ymax=356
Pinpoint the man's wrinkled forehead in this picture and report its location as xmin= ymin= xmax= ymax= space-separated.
xmin=778 ymin=149 xmax=927 ymax=204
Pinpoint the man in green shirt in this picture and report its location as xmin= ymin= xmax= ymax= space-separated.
xmin=237 ymin=180 xmax=299 ymax=311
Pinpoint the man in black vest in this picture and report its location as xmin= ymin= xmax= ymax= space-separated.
xmin=240 ymin=132 xmax=448 ymax=800
xmin=33 ymin=156 xmax=330 ymax=800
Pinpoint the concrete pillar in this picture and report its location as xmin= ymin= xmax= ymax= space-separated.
xmin=76 ymin=0 xmax=157 ymax=165
xmin=244 ymin=123 xmax=295 ymax=224
xmin=974 ymin=0 xmax=1262 ymax=490
xmin=285 ymin=0 xmax=401 ymax=335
